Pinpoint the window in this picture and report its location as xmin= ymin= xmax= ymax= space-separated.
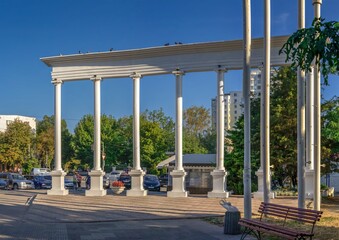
xmin=235 ymin=111 xmax=237 ymax=114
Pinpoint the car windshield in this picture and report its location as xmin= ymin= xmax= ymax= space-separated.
xmin=12 ymin=174 xmax=26 ymax=180
xmin=44 ymin=176 xmax=52 ymax=180
xmin=144 ymin=175 xmax=158 ymax=181
xmin=120 ymin=175 xmax=130 ymax=180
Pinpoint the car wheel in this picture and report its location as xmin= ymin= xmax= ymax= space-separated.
xmin=13 ymin=184 xmax=18 ymax=190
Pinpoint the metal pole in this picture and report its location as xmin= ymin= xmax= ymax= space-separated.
xmin=306 ymin=67 xmax=314 ymax=171
xmin=313 ymin=0 xmax=322 ymax=211
xmin=243 ymin=0 xmax=252 ymax=219
xmin=262 ymin=0 xmax=271 ymax=204
xmin=297 ymin=0 xmax=306 ymax=209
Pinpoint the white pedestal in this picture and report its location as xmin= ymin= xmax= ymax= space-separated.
xmin=167 ymin=170 xmax=188 ymax=197
xmin=253 ymin=169 xmax=274 ymax=199
xmin=127 ymin=169 xmax=147 ymax=196
xmin=208 ymin=170 xmax=229 ymax=198
xmin=47 ymin=170 xmax=69 ymax=196
xmin=305 ymin=169 xmax=315 ymax=199
xmin=85 ymin=170 xmax=106 ymax=196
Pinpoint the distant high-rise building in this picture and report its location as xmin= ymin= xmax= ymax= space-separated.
xmin=211 ymin=69 xmax=262 ymax=130
xmin=0 ymin=115 xmax=36 ymax=133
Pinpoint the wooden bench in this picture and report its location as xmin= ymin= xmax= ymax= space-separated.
xmin=238 ymin=202 xmax=322 ymax=240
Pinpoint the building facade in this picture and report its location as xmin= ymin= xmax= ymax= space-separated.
xmin=0 ymin=115 xmax=36 ymax=133
xmin=211 ymin=69 xmax=261 ymax=130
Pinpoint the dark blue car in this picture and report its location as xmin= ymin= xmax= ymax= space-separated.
xmin=0 ymin=179 xmax=6 ymax=189
xmin=143 ymin=174 xmax=160 ymax=191
xmin=33 ymin=175 xmax=52 ymax=189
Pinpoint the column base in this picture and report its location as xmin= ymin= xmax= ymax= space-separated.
xmin=208 ymin=169 xmax=229 ymax=198
xmin=167 ymin=170 xmax=188 ymax=198
xmin=126 ymin=169 xmax=147 ymax=197
xmin=47 ymin=170 xmax=69 ymax=196
xmin=85 ymin=170 xmax=106 ymax=196
xmin=253 ymin=191 xmax=275 ymax=200
xmin=305 ymin=169 xmax=315 ymax=199
xmin=255 ymin=169 xmax=264 ymax=193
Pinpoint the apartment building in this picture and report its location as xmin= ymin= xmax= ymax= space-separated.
xmin=0 ymin=115 xmax=36 ymax=133
xmin=211 ymin=69 xmax=262 ymax=130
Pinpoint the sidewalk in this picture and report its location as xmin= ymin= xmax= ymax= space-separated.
xmin=0 ymin=190 xmax=297 ymax=239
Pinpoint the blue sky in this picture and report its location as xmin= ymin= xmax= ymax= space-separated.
xmin=0 ymin=0 xmax=338 ymax=131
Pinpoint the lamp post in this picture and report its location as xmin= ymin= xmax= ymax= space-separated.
xmin=102 ymin=152 xmax=106 ymax=171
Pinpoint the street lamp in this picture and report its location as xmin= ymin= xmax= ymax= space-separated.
xmin=102 ymin=152 xmax=106 ymax=171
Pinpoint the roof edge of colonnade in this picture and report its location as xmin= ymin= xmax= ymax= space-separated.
xmin=41 ymin=35 xmax=290 ymax=81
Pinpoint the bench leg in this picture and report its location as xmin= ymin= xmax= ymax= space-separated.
xmin=240 ymin=227 xmax=262 ymax=240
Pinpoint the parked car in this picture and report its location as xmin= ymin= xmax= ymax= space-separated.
xmin=0 ymin=179 xmax=6 ymax=189
xmin=64 ymin=178 xmax=74 ymax=189
xmin=30 ymin=168 xmax=51 ymax=176
xmin=143 ymin=174 xmax=160 ymax=191
xmin=0 ymin=172 xmax=35 ymax=190
xmin=33 ymin=175 xmax=52 ymax=189
xmin=107 ymin=171 xmax=122 ymax=183
xmin=103 ymin=175 xmax=110 ymax=189
xmin=118 ymin=174 xmax=131 ymax=189
xmin=159 ymin=174 xmax=169 ymax=186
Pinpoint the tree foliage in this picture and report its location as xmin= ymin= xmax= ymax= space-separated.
xmin=0 ymin=119 xmax=34 ymax=170
xmin=321 ymin=97 xmax=339 ymax=174
xmin=280 ymin=18 xmax=339 ymax=85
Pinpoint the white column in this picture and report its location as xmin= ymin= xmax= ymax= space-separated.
xmin=254 ymin=67 xmax=264 ymax=199
xmin=305 ymin=67 xmax=315 ymax=199
xmin=127 ymin=73 xmax=147 ymax=197
xmin=208 ymin=68 xmax=229 ymax=198
xmin=168 ymin=69 xmax=187 ymax=198
xmin=243 ymin=0 xmax=252 ymax=219
xmin=263 ymin=0 xmax=273 ymax=203
xmin=86 ymin=76 xmax=106 ymax=196
xmin=47 ymin=79 xmax=68 ymax=196
xmin=297 ymin=0 xmax=306 ymax=209
xmin=313 ymin=0 xmax=322 ymax=211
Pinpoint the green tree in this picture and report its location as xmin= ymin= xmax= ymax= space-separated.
xmin=0 ymin=119 xmax=34 ymax=170
xmin=36 ymin=115 xmax=74 ymax=169
xmin=183 ymin=106 xmax=210 ymax=136
xmin=183 ymin=106 xmax=211 ymax=154
xmin=321 ymin=97 xmax=339 ymax=175
xmin=280 ymin=18 xmax=339 ymax=84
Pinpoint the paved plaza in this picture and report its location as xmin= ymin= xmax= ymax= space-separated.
xmin=0 ymin=190 xmax=298 ymax=239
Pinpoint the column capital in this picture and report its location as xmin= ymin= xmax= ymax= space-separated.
xmin=51 ymin=79 xmax=63 ymax=85
xmin=90 ymin=75 xmax=102 ymax=81
xmin=312 ymin=0 xmax=322 ymax=5
xmin=215 ymin=66 xmax=228 ymax=73
xmin=130 ymin=72 xmax=142 ymax=80
xmin=172 ymin=69 xmax=185 ymax=76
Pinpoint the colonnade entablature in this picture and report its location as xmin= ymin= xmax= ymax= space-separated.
xmin=41 ymin=35 xmax=288 ymax=82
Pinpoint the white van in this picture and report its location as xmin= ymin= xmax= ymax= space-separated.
xmin=31 ymin=168 xmax=51 ymax=176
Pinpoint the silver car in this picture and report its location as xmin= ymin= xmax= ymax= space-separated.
xmin=0 ymin=172 xmax=35 ymax=190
